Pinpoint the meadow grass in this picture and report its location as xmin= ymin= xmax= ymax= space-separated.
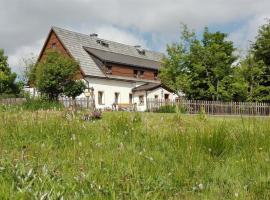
xmin=0 ymin=109 xmax=270 ymax=199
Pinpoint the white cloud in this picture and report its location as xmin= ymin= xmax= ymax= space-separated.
xmin=229 ymin=14 xmax=269 ymax=55
xmin=8 ymin=40 xmax=43 ymax=75
xmin=1 ymin=0 xmax=270 ymax=70
xmin=81 ymin=26 xmax=148 ymax=48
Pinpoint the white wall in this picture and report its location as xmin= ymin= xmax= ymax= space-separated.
xmin=133 ymin=87 xmax=178 ymax=111
xmin=84 ymin=77 xmax=145 ymax=109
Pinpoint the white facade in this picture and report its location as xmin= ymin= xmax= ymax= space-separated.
xmin=83 ymin=77 xmax=177 ymax=111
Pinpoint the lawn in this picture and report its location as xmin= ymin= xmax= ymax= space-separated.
xmin=0 ymin=109 xmax=270 ymax=199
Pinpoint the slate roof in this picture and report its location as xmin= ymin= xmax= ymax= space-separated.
xmin=52 ymin=26 xmax=164 ymax=79
xmin=132 ymin=83 xmax=162 ymax=92
xmin=84 ymin=47 xmax=161 ymax=70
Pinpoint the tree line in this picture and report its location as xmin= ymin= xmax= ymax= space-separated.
xmin=159 ymin=20 xmax=270 ymax=102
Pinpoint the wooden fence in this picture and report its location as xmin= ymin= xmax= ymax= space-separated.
xmin=0 ymin=98 xmax=26 ymax=105
xmin=147 ymin=99 xmax=270 ymax=116
xmin=59 ymin=97 xmax=95 ymax=109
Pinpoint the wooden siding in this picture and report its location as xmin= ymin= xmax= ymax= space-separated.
xmin=38 ymin=30 xmax=83 ymax=79
xmin=39 ymin=31 xmax=69 ymax=61
xmin=109 ymin=63 xmax=158 ymax=80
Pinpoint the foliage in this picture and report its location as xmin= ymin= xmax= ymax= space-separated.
xmin=253 ymin=19 xmax=270 ymax=67
xmin=35 ymin=51 xmax=83 ymax=101
xmin=63 ymin=80 xmax=86 ymax=99
xmin=21 ymin=98 xmax=64 ymax=111
xmin=250 ymin=19 xmax=270 ymax=102
xmin=153 ymin=104 xmax=187 ymax=113
xmin=0 ymin=49 xmax=21 ymax=96
xmin=22 ymin=54 xmax=37 ymax=86
xmin=1 ymin=111 xmax=270 ymax=199
xmin=160 ymin=25 xmax=237 ymax=101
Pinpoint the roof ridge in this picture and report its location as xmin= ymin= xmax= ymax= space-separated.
xmin=52 ymin=26 xmax=164 ymax=56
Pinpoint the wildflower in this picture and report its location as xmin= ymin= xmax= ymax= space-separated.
xmin=259 ymin=147 xmax=263 ymax=151
xmin=198 ymin=183 xmax=204 ymax=190
xmin=235 ymin=192 xmax=239 ymax=197
xmin=71 ymin=134 xmax=76 ymax=141
xmin=118 ymin=142 xmax=124 ymax=150
xmin=96 ymin=143 xmax=101 ymax=147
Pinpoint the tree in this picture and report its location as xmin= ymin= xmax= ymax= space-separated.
xmin=36 ymin=50 xmax=85 ymax=101
xmin=235 ymin=54 xmax=264 ymax=102
xmin=251 ymin=19 xmax=270 ymax=102
xmin=63 ymin=80 xmax=86 ymax=99
xmin=160 ymin=26 xmax=237 ymax=101
xmin=0 ymin=49 xmax=21 ymax=96
xmin=22 ymin=54 xmax=37 ymax=86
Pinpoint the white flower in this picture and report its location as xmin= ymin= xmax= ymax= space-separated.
xmin=198 ymin=183 xmax=204 ymax=190
xmin=71 ymin=134 xmax=76 ymax=141
xmin=235 ymin=192 xmax=239 ymax=197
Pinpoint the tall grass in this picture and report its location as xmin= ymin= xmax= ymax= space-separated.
xmin=0 ymin=110 xmax=270 ymax=199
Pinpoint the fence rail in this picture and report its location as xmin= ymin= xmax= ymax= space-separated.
xmin=0 ymin=98 xmax=26 ymax=105
xmin=147 ymin=99 xmax=270 ymax=116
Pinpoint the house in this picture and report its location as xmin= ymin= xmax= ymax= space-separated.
xmin=38 ymin=26 xmax=178 ymax=111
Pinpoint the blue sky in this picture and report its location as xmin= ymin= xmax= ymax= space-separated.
xmin=1 ymin=0 xmax=269 ymax=75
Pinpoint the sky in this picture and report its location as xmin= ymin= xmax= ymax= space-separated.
xmin=1 ymin=0 xmax=270 ymax=75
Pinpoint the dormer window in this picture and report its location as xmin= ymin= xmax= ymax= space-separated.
xmin=154 ymin=72 xmax=158 ymax=80
xmin=134 ymin=70 xmax=144 ymax=78
xmin=106 ymin=65 xmax=112 ymax=74
xmin=97 ymin=40 xmax=109 ymax=47
xmin=134 ymin=70 xmax=138 ymax=78
xmin=139 ymin=70 xmax=144 ymax=78
xmin=135 ymin=45 xmax=146 ymax=55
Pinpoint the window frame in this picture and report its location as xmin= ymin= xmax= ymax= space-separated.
xmin=98 ymin=91 xmax=104 ymax=105
xmin=114 ymin=92 xmax=120 ymax=104
xmin=139 ymin=95 xmax=144 ymax=105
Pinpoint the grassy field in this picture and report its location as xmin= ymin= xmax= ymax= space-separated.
xmin=0 ymin=109 xmax=270 ymax=199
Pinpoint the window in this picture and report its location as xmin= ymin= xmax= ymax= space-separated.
xmin=106 ymin=65 xmax=112 ymax=74
xmin=114 ymin=92 xmax=120 ymax=104
xmin=139 ymin=95 xmax=144 ymax=105
xmin=98 ymin=91 xmax=104 ymax=105
xmin=154 ymin=72 xmax=158 ymax=80
xmin=134 ymin=70 xmax=138 ymax=78
xmin=139 ymin=70 xmax=144 ymax=78
xmin=129 ymin=94 xmax=133 ymax=104
xmin=164 ymin=94 xmax=169 ymax=101
xmin=97 ymin=40 xmax=109 ymax=47
xmin=134 ymin=70 xmax=144 ymax=78
xmin=154 ymin=95 xmax=158 ymax=99
xmin=136 ymin=48 xmax=146 ymax=55
xmin=51 ymin=43 xmax=56 ymax=49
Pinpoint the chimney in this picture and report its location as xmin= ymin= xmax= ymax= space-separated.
xmin=90 ymin=33 xmax=98 ymax=38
